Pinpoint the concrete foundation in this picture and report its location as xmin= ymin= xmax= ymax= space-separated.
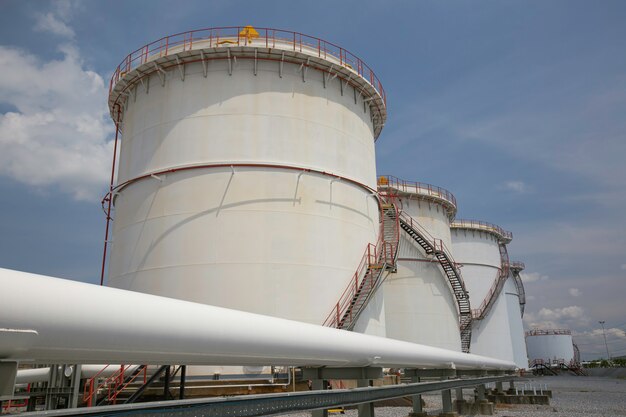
xmin=454 ymin=399 xmax=495 ymax=415
xmin=487 ymin=393 xmax=550 ymax=405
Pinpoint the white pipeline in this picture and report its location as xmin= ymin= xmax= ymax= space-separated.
xmin=0 ymin=268 xmax=515 ymax=370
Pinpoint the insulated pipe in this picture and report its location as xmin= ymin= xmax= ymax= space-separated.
xmin=0 ymin=268 xmax=515 ymax=370
xmin=14 ymin=367 xmax=53 ymax=384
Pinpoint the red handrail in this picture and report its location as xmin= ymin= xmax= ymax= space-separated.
xmin=526 ymin=328 xmax=572 ymax=336
xmin=109 ymin=26 xmax=386 ymax=105
xmin=451 ymin=219 xmax=513 ymax=242
xmin=106 ymin=366 xmax=147 ymax=405
xmin=83 ymin=364 xmax=114 ymax=406
xmin=471 ymin=243 xmax=510 ymax=320
xmin=322 ymin=198 xmax=398 ymax=328
xmin=378 ymin=175 xmax=457 ymax=210
xmin=83 ymin=365 xmax=142 ymax=407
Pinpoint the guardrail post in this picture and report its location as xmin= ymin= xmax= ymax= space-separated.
xmin=311 ymin=379 xmax=329 ymax=417
xmin=454 ymin=387 xmax=466 ymax=414
xmin=357 ymin=378 xmax=375 ymax=417
xmin=495 ymin=381 xmax=504 ymax=394
xmin=409 ymin=376 xmax=427 ymax=417
xmin=441 ymin=388 xmax=454 ymax=416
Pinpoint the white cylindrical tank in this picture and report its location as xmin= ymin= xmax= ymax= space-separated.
xmin=105 ymin=27 xmax=387 ymax=327
xmin=525 ymin=329 xmax=575 ymax=364
xmin=450 ymin=220 xmax=527 ymax=367
xmin=379 ymin=176 xmax=462 ymax=352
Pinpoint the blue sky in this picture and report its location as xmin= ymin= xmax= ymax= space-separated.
xmin=0 ymin=0 xmax=625 ymax=360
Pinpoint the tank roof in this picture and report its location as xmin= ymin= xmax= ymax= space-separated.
xmin=377 ymin=175 xmax=457 ymax=220
xmin=526 ymin=329 xmax=572 ymax=337
xmin=451 ymin=219 xmax=513 ymax=244
xmin=108 ymin=26 xmax=387 ymax=138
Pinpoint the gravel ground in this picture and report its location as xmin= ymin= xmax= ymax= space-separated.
xmin=281 ymin=375 xmax=626 ymax=417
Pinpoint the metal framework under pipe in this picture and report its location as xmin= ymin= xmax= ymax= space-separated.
xmin=0 ymin=268 xmax=515 ymax=370
xmin=13 ymin=365 xmax=142 ymax=385
xmin=9 ymin=375 xmax=515 ymax=417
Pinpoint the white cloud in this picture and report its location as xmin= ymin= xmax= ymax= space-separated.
xmin=499 ymin=180 xmax=530 ymax=194
xmin=34 ymin=12 xmax=75 ymax=38
xmin=33 ymin=0 xmax=76 ymax=39
xmin=575 ymin=327 xmax=626 ymax=340
xmin=569 ymin=288 xmax=582 ymax=297
xmin=521 ymin=272 xmax=549 ymax=283
xmin=0 ymin=44 xmax=113 ymax=201
xmin=538 ymin=306 xmax=585 ymax=321
xmin=573 ymin=327 xmax=626 ymax=359
xmin=524 ymin=305 xmax=590 ymax=329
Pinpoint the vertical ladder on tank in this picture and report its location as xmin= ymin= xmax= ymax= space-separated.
xmin=322 ymin=200 xmax=399 ymax=331
xmin=396 ymin=211 xmax=473 ymax=353
xmin=509 ymin=261 xmax=526 ymax=317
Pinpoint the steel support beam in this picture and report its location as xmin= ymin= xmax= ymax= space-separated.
xmin=302 ymin=367 xmax=383 ymax=381
xmin=404 ymin=368 xmax=456 ymax=378
xmin=18 ymin=375 xmax=517 ymax=417
xmin=0 ymin=361 xmax=17 ymax=399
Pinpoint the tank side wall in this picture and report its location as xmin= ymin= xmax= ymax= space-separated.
xmin=526 ymin=335 xmax=575 ymax=363
xmin=109 ymin=169 xmax=379 ymax=324
xmin=118 ymin=59 xmax=376 ymax=188
xmin=450 ymin=229 xmax=501 ymax=306
xmin=504 ymin=278 xmax=529 ymax=368
xmin=401 ymin=197 xmax=452 ymax=248
xmin=352 ymin=285 xmax=387 ymax=337
xmin=469 ymin=291 xmax=514 ymax=362
xmin=384 ymin=233 xmax=461 ymax=352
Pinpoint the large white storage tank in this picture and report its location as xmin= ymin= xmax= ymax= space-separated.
xmin=526 ymin=329 xmax=575 ymax=365
xmin=379 ymin=176 xmax=463 ymax=352
xmin=450 ymin=220 xmax=527 ymax=368
xmin=104 ymin=27 xmax=387 ymax=328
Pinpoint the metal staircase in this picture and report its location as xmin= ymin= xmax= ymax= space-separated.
xmin=322 ymin=200 xmax=399 ymax=330
xmin=509 ymin=261 xmax=526 ymax=317
xmin=83 ymin=365 xmax=148 ymax=407
xmin=396 ymin=211 xmax=472 ymax=353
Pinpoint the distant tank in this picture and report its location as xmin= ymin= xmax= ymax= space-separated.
xmin=526 ymin=329 xmax=575 ymax=365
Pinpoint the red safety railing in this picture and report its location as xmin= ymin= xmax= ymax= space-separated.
xmin=451 ymin=219 xmax=513 ymax=242
xmin=378 ymin=175 xmax=457 ymax=210
xmin=109 ymin=26 xmax=386 ymax=105
xmin=1 ymin=384 xmax=29 ymax=412
xmin=526 ymin=328 xmax=572 ymax=337
xmin=529 ymin=358 xmax=545 ymax=368
xmin=106 ymin=366 xmax=148 ymax=405
xmin=472 ymin=272 xmax=502 ymax=319
xmin=83 ymin=365 xmax=147 ymax=407
xmin=322 ymin=198 xmax=398 ymax=329
xmin=509 ymin=261 xmax=525 ymax=271
xmin=471 ymin=242 xmax=510 ymax=320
